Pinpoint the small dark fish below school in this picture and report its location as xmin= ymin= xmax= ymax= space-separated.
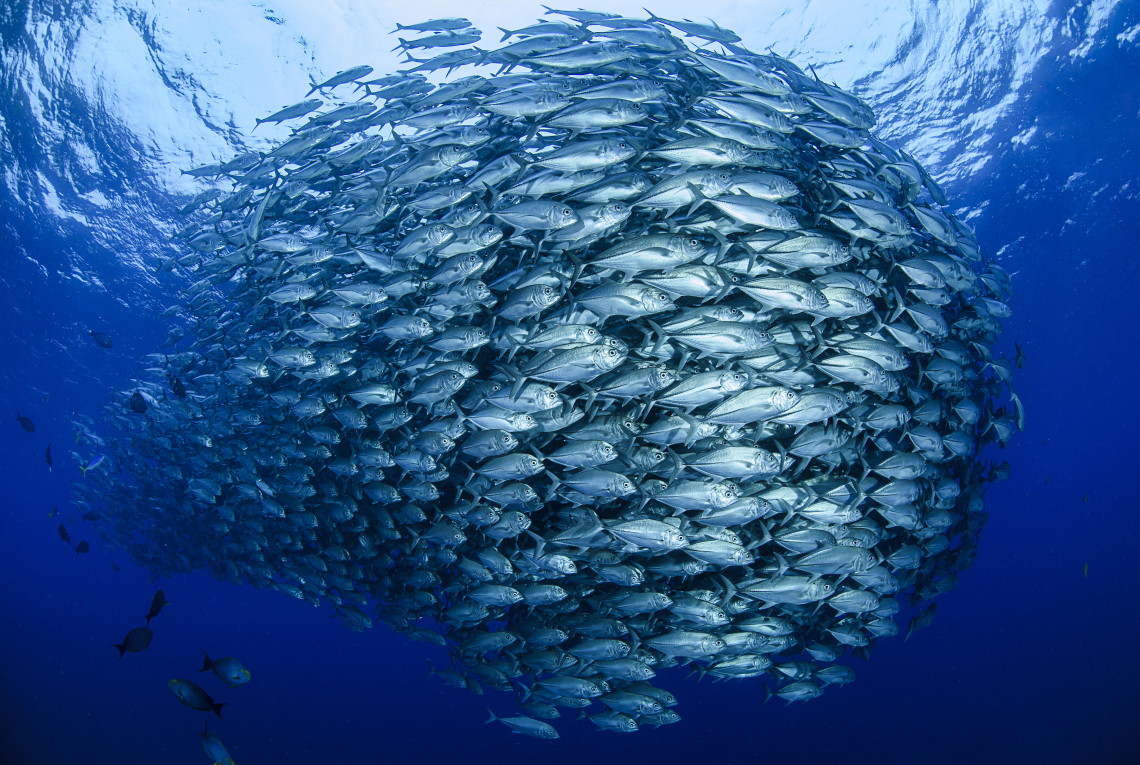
xmin=74 ymin=540 xmax=90 ymax=555
xmin=145 ymin=589 xmax=170 ymax=625
xmin=114 ymin=627 xmax=153 ymax=658
xmin=89 ymin=330 xmax=113 ymax=349
xmin=15 ymin=413 xmax=35 ymax=432
xmin=169 ymin=678 xmax=226 ymax=718
xmin=45 ymin=442 xmax=52 ymax=470
xmin=200 ymin=652 xmax=251 ymax=687
xmin=57 ymin=523 xmax=69 ymax=544
xmin=199 ymin=723 xmax=235 ymax=765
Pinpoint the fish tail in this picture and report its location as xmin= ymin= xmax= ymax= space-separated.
xmin=114 ymin=644 xmax=126 ymax=659
xmin=212 ymin=702 xmax=227 ymax=719
xmin=199 ymin=650 xmax=214 ymax=672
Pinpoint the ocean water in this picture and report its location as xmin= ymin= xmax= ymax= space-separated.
xmin=1 ymin=1 xmax=1138 ymax=763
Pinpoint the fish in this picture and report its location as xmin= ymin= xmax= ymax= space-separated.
xmin=199 ymin=722 xmax=235 ymax=765
xmin=75 ymin=540 xmax=90 ymax=555
xmin=307 ymin=64 xmax=374 ymax=95
xmin=114 ymin=627 xmax=153 ymax=658
xmin=199 ymin=652 xmax=251 ymax=687
xmin=57 ymin=523 xmax=70 ymax=544
xmin=128 ymin=391 xmax=147 ymax=414
xmin=394 ymin=18 xmax=474 ymax=33
xmin=169 ymin=678 xmax=226 ymax=718
xmin=73 ymin=11 xmax=1019 ymax=737
xmin=89 ymin=330 xmax=113 ymax=349
xmin=486 ymin=708 xmax=559 ymax=739
xmin=145 ymin=590 xmax=170 ymax=625
xmin=15 ymin=413 xmax=35 ymax=432
xmin=80 ymin=455 xmax=105 ymax=477
xmin=254 ymin=98 xmax=322 ymax=128
xmin=45 ymin=442 xmax=52 ymax=470
xmin=168 ymin=373 xmax=187 ymax=398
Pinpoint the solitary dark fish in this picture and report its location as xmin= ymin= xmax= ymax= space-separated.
xmin=905 ymin=603 xmax=938 ymax=641
xmin=15 ymin=413 xmax=35 ymax=432
xmin=168 ymin=374 xmax=187 ymax=398
xmin=82 ymin=510 xmax=102 ymax=522
xmin=169 ymin=678 xmax=226 ymax=718
xmin=128 ymin=391 xmax=147 ymax=414
xmin=199 ymin=722 xmax=234 ymax=765
xmin=200 ymin=651 xmax=252 ymax=687
xmin=145 ymin=590 xmax=170 ymax=625
xmin=45 ymin=442 xmax=53 ymax=470
xmin=75 ymin=540 xmax=90 ymax=555
xmin=111 ymin=563 xmax=121 ymax=572
xmin=57 ymin=523 xmax=70 ymax=544
xmin=89 ymin=330 xmax=113 ymax=349
xmin=114 ymin=626 xmax=153 ymax=658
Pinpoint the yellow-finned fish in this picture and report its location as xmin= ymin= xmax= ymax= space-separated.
xmin=200 ymin=652 xmax=252 ymax=687
xmin=169 ymin=678 xmax=226 ymax=718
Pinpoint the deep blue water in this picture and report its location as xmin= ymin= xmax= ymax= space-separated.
xmin=2 ymin=2 xmax=1139 ymax=764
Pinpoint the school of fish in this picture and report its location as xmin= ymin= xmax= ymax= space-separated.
xmin=73 ymin=9 xmax=1021 ymax=737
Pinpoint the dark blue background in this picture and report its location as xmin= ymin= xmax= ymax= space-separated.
xmin=2 ymin=3 xmax=1139 ymax=764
